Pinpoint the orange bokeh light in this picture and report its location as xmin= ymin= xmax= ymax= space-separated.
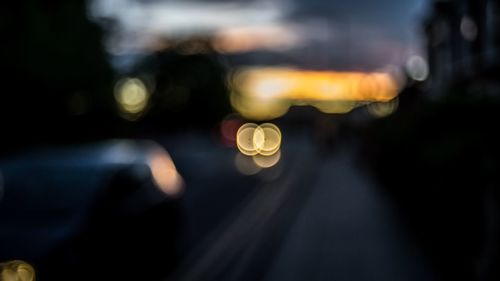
xmin=231 ymin=67 xmax=401 ymax=119
xmin=235 ymin=67 xmax=399 ymax=102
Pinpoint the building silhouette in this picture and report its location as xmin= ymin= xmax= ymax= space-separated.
xmin=424 ymin=0 xmax=500 ymax=96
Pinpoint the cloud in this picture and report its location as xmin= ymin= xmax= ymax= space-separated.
xmin=89 ymin=0 xmax=427 ymax=69
xmin=89 ymin=0 xmax=288 ymax=36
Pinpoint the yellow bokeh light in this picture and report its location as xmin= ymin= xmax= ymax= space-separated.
xmin=253 ymin=78 xmax=293 ymax=100
xmin=0 ymin=260 xmax=35 ymax=281
xmin=114 ymin=78 xmax=150 ymax=120
xmin=258 ymin=123 xmax=282 ymax=156
xmin=311 ymin=100 xmax=358 ymax=114
xmin=231 ymin=67 xmax=401 ymax=120
xmin=367 ymin=98 xmax=399 ymax=118
xmin=253 ymin=150 xmax=281 ymax=168
xmin=230 ymin=91 xmax=290 ymax=121
xmin=236 ymin=123 xmax=260 ymax=156
xmin=253 ymin=127 xmax=266 ymax=151
xmin=236 ymin=123 xmax=282 ymax=157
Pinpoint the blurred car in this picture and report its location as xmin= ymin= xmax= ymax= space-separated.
xmin=0 ymin=140 xmax=183 ymax=281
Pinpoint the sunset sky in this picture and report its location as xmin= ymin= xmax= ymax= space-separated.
xmin=89 ymin=0 xmax=428 ymax=70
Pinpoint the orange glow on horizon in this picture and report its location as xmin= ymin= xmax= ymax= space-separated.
xmin=235 ymin=67 xmax=399 ymax=101
xmin=214 ymin=26 xmax=299 ymax=53
xmin=231 ymin=67 xmax=402 ymax=120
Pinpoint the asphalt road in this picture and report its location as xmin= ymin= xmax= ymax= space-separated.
xmin=159 ymin=130 xmax=437 ymax=281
